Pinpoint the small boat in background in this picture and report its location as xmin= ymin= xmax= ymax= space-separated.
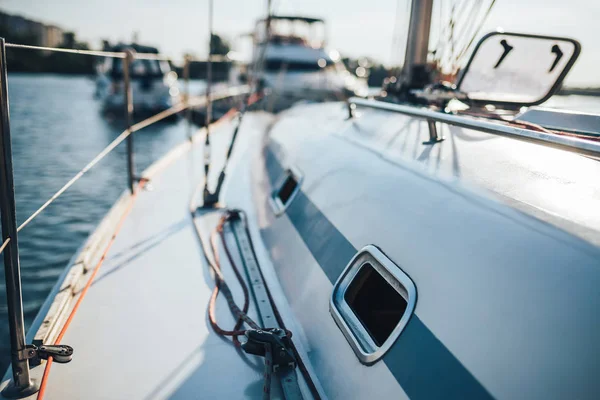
xmin=95 ymin=43 xmax=180 ymax=116
xmin=247 ymin=15 xmax=367 ymax=110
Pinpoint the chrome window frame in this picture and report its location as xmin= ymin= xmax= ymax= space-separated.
xmin=269 ymin=165 xmax=303 ymax=216
xmin=330 ymin=245 xmax=417 ymax=365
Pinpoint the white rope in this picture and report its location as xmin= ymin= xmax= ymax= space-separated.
xmin=0 ymin=237 xmax=11 ymax=255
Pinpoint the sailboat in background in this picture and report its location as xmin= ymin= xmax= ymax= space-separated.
xmin=1 ymin=0 xmax=599 ymax=399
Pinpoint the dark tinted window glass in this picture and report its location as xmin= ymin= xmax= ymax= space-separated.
xmin=265 ymin=59 xmax=330 ymax=72
xmin=277 ymin=175 xmax=297 ymax=204
xmin=344 ymin=263 xmax=407 ymax=346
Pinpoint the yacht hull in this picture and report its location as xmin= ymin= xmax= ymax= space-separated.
xmin=249 ymin=102 xmax=600 ymax=399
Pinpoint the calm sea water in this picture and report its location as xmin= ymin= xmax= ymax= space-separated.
xmin=0 ymin=75 xmax=598 ymax=373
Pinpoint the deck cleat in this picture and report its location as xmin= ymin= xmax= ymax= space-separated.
xmin=242 ymin=328 xmax=296 ymax=370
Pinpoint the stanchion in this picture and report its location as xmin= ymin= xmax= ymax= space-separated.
xmin=123 ymin=49 xmax=135 ymax=193
xmin=0 ymin=37 xmax=39 ymax=399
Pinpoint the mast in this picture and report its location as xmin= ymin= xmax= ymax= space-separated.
xmin=396 ymin=0 xmax=434 ymax=95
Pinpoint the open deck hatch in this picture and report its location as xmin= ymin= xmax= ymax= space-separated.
xmin=330 ymin=245 xmax=416 ymax=364
xmin=457 ymin=31 xmax=581 ymax=107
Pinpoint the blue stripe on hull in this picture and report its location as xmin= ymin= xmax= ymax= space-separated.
xmin=264 ymin=147 xmax=493 ymax=399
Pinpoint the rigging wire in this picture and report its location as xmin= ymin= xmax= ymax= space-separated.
xmin=391 ymin=0 xmax=413 ymax=80
xmin=251 ymin=0 xmax=275 ymax=91
xmin=454 ymin=0 xmax=497 ymax=64
xmin=201 ymin=0 xmax=275 ymax=205
xmin=388 ymin=0 xmax=405 ymax=75
xmin=430 ymin=0 xmax=446 ymax=63
xmin=452 ymin=0 xmax=482 ymax=52
xmin=440 ymin=0 xmax=478 ymax=71
xmin=430 ymin=0 xmax=496 ymax=78
xmin=447 ymin=0 xmax=458 ymax=73
xmin=202 ymin=0 xmax=215 ymax=200
xmin=202 ymin=0 xmax=274 ymax=204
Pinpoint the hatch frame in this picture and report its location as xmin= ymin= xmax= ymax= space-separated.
xmin=330 ymin=245 xmax=417 ymax=365
xmin=269 ymin=165 xmax=303 ymax=216
xmin=455 ymin=31 xmax=581 ymax=108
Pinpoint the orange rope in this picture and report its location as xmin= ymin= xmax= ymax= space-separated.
xmin=37 ymin=181 xmax=144 ymax=399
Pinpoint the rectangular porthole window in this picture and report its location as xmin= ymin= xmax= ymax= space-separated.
xmin=270 ymin=167 xmax=302 ymax=216
xmin=277 ymin=175 xmax=297 ymax=205
xmin=330 ymin=245 xmax=416 ymax=364
xmin=344 ymin=263 xmax=408 ymax=347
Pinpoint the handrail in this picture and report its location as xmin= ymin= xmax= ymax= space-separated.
xmin=348 ymin=97 xmax=600 ymax=159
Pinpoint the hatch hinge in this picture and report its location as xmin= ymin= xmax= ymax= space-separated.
xmin=17 ymin=344 xmax=73 ymax=364
xmin=242 ymin=328 xmax=296 ymax=370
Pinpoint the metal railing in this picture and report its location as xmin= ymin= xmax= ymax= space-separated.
xmin=348 ymin=97 xmax=600 ymax=158
xmin=0 ymin=37 xmax=245 ymax=397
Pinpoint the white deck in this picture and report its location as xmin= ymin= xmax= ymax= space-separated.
xmin=2 ymin=114 xmax=292 ymax=399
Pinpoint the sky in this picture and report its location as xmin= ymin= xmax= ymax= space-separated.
xmin=1 ymin=0 xmax=599 ymax=86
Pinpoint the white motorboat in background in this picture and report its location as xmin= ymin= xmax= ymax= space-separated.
xmin=95 ymin=43 xmax=180 ymax=115
xmin=247 ymin=15 xmax=367 ymax=109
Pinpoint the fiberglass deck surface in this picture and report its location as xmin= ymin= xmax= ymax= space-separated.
xmin=41 ymin=117 xmax=280 ymax=400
